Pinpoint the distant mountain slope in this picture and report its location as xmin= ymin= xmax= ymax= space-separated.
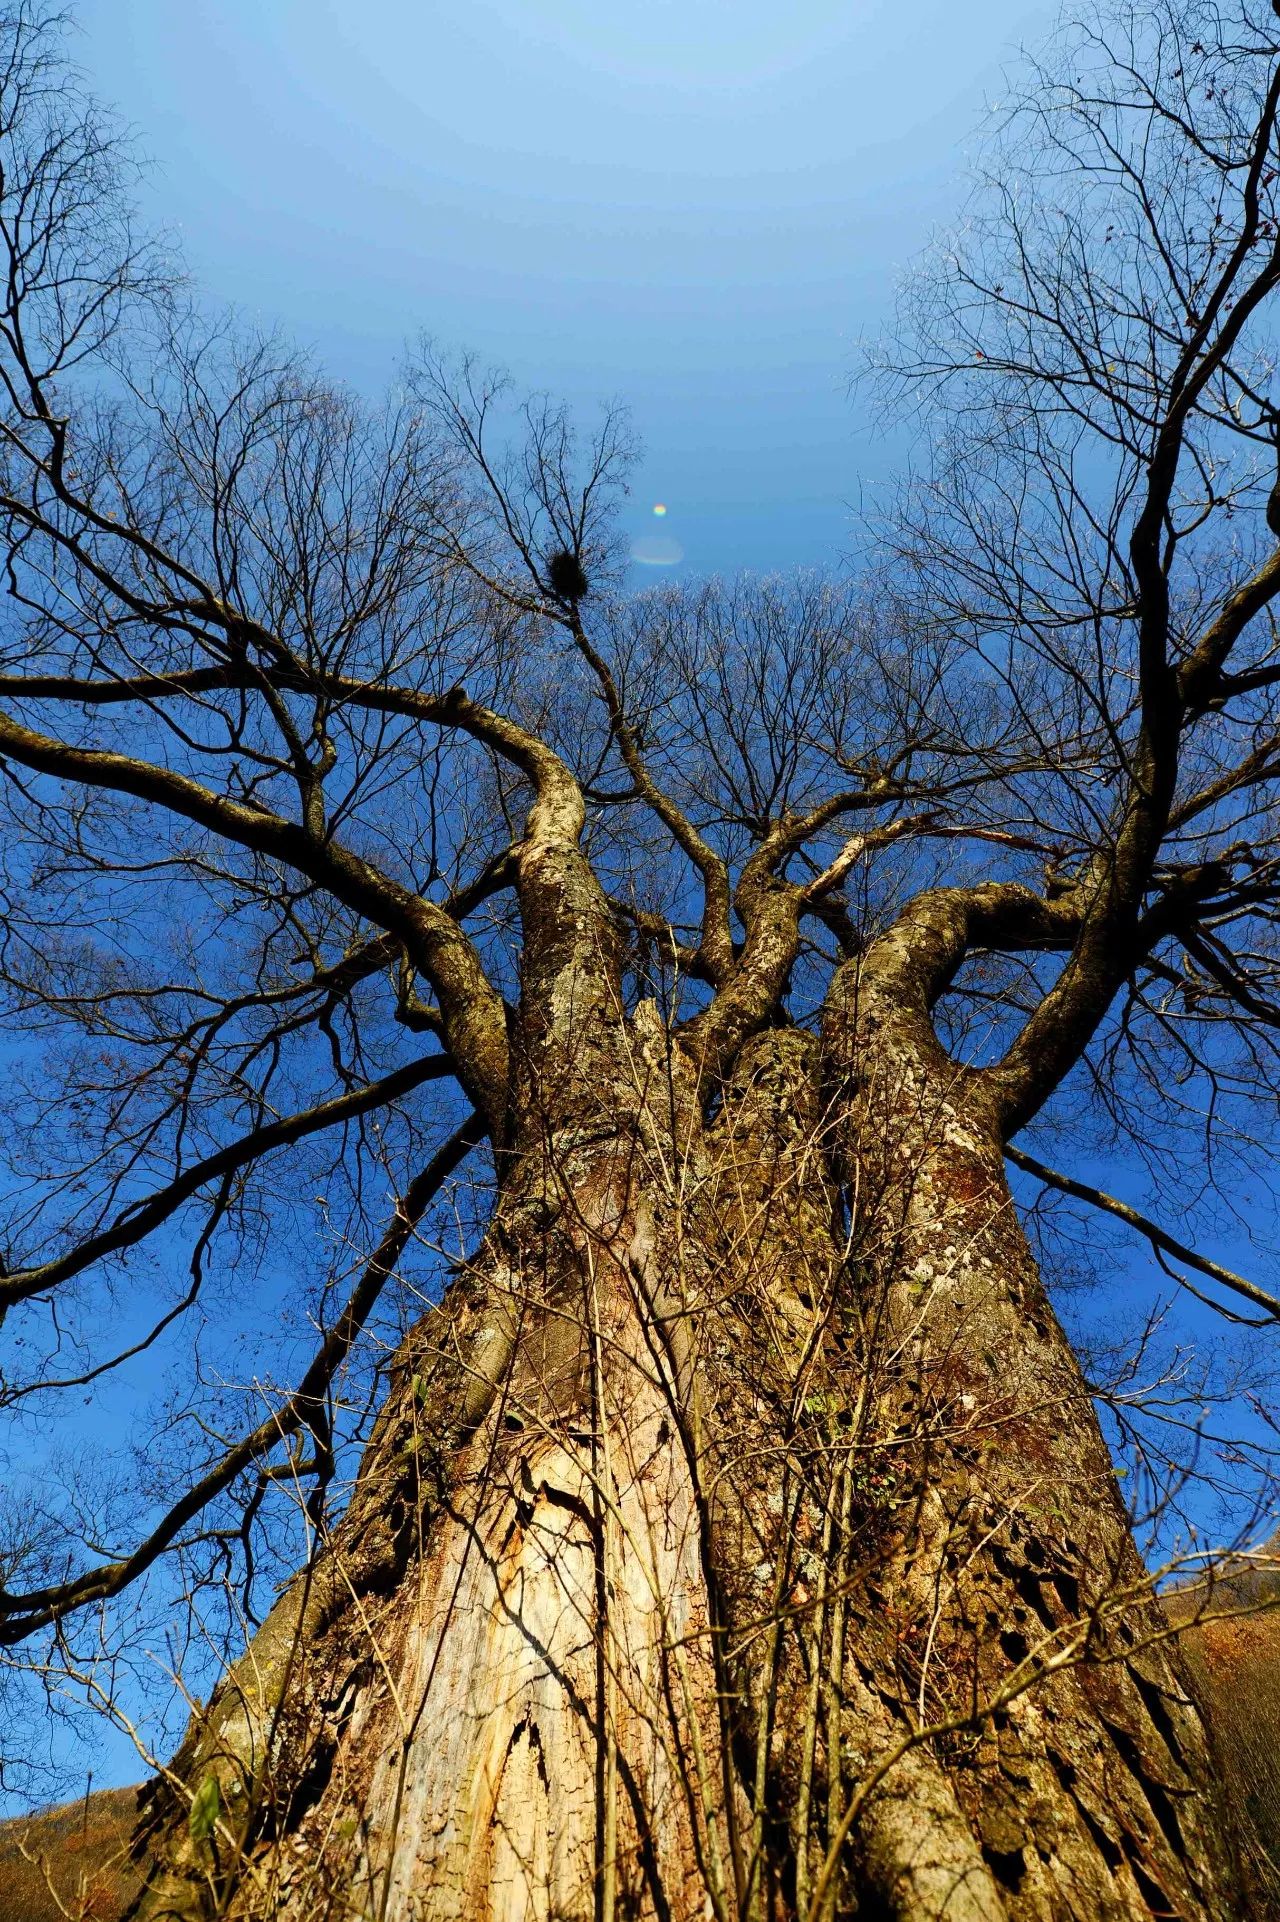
xmin=0 ymin=1783 xmax=140 ymax=1922
xmin=1173 ymin=1548 xmax=1280 ymax=1918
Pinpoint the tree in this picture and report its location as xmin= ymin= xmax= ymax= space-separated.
xmin=2 ymin=0 xmax=1280 ymax=1913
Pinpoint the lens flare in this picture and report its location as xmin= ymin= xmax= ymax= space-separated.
xmin=652 ymin=502 xmax=667 ymax=517
xmin=630 ymin=534 xmax=683 ymax=567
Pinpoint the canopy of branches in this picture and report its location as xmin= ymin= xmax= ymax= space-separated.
xmin=2 ymin=0 xmax=1280 ymax=1793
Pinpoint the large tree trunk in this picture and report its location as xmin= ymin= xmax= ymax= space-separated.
xmin=126 ymin=977 xmax=1244 ymax=1921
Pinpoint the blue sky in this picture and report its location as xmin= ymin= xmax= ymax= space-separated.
xmin=39 ymin=0 xmax=1280 ymax=1809
xmin=2 ymin=0 xmax=1277 ymax=1820
xmin=13 ymin=0 xmax=1076 ymax=1804
xmin=76 ymin=0 xmax=1053 ymax=578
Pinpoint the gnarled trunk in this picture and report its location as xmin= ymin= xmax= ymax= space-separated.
xmin=126 ymin=985 xmax=1243 ymax=1922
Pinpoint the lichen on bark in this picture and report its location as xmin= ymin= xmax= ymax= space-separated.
xmin=125 ymin=941 xmax=1246 ymax=1921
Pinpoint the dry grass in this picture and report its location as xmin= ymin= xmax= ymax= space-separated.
xmin=0 ymin=1784 xmax=141 ymax=1922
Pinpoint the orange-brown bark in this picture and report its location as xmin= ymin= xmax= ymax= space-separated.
xmin=124 ymin=981 xmax=1245 ymax=1922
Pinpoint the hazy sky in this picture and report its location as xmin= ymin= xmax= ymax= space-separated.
xmin=12 ymin=0 xmax=1104 ymax=1801
xmin=11 ymin=0 xmax=1280 ymax=1807
xmin=75 ymin=0 xmax=1053 ymax=578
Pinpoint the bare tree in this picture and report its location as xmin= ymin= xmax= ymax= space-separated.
xmin=1 ymin=0 xmax=1280 ymax=1915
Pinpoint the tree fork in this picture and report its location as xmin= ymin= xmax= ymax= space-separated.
xmin=126 ymin=999 xmax=1247 ymax=1919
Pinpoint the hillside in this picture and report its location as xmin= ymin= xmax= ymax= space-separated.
xmin=0 ymin=1783 xmax=140 ymax=1922
xmin=1175 ymin=1554 xmax=1280 ymax=1917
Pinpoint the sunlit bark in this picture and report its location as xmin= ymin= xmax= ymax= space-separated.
xmin=126 ymin=969 xmax=1244 ymax=1921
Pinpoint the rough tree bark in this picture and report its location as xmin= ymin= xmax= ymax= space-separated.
xmin=123 ymin=812 xmax=1245 ymax=1922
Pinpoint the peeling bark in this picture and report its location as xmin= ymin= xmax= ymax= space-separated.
xmin=126 ymin=975 xmax=1246 ymax=1922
